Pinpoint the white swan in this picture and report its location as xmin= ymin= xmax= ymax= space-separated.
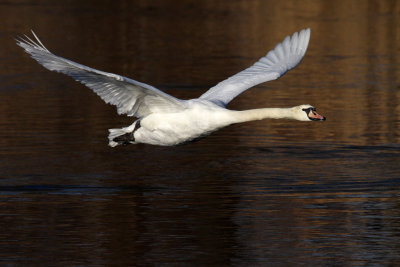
xmin=17 ymin=28 xmax=325 ymax=147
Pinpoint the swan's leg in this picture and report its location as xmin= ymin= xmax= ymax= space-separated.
xmin=108 ymin=120 xmax=141 ymax=147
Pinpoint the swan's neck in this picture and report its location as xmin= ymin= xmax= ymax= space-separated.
xmin=231 ymin=108 xmax=296 ymax=123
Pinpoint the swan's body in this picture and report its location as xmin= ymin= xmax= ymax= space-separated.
xmin=17 ymin=28 xmax=325 ymax=147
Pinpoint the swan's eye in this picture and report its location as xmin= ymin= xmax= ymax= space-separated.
xmin=303 ymin=107 xmax=316 ymax=113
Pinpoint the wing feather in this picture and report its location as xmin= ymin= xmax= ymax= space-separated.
xmin=200 ymin=28 xmax=311 ymax=106
xmin=16 ymin=31 xmax=186 ymax=118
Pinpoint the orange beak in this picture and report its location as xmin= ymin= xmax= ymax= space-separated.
xmin=308 ymin=110 xmax=326 ymax=121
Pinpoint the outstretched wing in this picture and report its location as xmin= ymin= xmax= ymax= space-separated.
xmin=16 ymin=31 xmax=186 ymax=118
xmin=200 ymin=28 xmax=311 ymax=106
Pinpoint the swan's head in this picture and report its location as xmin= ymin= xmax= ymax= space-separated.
xmin=293 ymin=105 xmax=326 ymax=121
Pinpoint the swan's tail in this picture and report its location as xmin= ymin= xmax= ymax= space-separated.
xmin=108 ymin=121 xmax=139 ymax=147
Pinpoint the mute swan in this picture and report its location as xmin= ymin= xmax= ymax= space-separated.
xmin=17 ymin=28 xmax=325 ymax=147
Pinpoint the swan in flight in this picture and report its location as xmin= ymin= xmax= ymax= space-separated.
xmin=17 ymin=28 xmax=325 ymax=147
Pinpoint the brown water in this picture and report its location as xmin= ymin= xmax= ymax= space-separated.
xmin=1 ymin=0 xmax=400 ymax=266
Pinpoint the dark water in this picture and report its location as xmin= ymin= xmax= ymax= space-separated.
xmin=1 ymin=0 xmax=400 ymax=266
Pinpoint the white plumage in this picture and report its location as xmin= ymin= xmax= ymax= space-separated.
xmin=17 ymin=28 xmax=325 ymax=147
xmin=200 ymin=29 xmax=310 ymax=105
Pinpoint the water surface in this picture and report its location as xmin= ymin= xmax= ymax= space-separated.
xmin=1 ymin=0 xmax=400 ymax=266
